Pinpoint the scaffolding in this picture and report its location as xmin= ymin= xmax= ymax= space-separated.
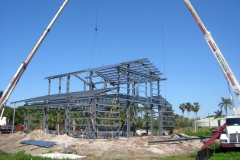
xmin=11 ymin=58 xmax=173 ymax=138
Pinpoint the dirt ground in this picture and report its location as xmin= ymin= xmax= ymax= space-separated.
xmin=0 ymin=130 xmax=204 ymax=159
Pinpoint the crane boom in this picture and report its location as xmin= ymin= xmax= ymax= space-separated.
xmin=184 ymin=0 xmax=240 ymax=103
xmin=184 ymin=1 xmax=240 ymax=157
xmin=0 ymin=0 xmax=69 ymax=115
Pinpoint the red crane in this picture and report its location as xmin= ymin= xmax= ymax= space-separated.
xmin=184 ymin=0 xmax=240 ymax=152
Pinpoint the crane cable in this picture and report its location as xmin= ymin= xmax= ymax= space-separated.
xmin=89 ymin=0 xmax=104 ymax=69
xmin=226 ymin=79 xmax=235 ymax=111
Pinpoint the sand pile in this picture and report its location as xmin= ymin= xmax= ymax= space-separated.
xmin=0 ymin=130 xmax=204 ymax=159
xmin=19 ymin=130 xmax=75 ymax=143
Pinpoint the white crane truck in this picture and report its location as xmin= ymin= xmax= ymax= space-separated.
xmin=184 ymin=0 xmax=240 ymax=149
xmin=0 ymin=0 xmax=69 ymax=133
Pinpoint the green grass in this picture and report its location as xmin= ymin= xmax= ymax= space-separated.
xmin=209 ymin=141 xmax=221 ymax=150
xmin=184 ymin=130 xmax=212 ymax=137
xmin=158 ymin=152 xmax=197 ymax=160
xmin=210 ymin=151 xmax=240 ymax=160
xmin=153 ymin=151 xmax=240 ymax=160
xmin=175 ymin=126 xmax=217 ymax=134
xmin=1 ymin=150 xmax=240 ymax=160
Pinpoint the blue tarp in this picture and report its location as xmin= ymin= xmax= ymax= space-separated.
xmin=20 ymin=140 xmax=57 ymax=148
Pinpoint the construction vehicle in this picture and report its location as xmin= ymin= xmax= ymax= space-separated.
xmin=0 ymin=0 xmax=69 ymax=126
xmin=184 ymin=0 xmax=240 ymax=157
xmin=0 ymin=117 xmax=13 ymax=134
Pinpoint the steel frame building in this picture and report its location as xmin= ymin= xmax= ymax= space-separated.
xmin=11 ymin=58 xmax=173 ymax=139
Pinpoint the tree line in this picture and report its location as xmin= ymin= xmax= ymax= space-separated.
xmin=175 ymin=97 xmax=233 ymax=128
xmin=0 ymin=86 xmax=233 ymax=131
xmin=1 ymin=105 xmax=161 ymax=131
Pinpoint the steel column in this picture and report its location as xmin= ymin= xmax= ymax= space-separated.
xmin=48 ymin=79 xmax=51 ymax=95
xmin=57 ymin=107 xmax=60 ymax=135
xmin=66 ymin=75 xmax=70 ymax=93
xmin=58 ymin=77 xmax=61 ymax=94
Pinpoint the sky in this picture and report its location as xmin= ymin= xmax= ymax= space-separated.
xmin=1 ymin=0 xmax=240 ymax=119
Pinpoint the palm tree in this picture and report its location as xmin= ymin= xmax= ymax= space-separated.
xmin=218 ymin=97 xmax=232 ymax=116
xmin=179 ymin=103 xmax=186 ymax=123
xmin=186 ymin=102 xmax=193 ymax=122
xmin=0 ymin=91 xmax=3 ymax=97
xmin=214 ymin=110 xmax=223 ymax=118
xmin=214 ymin=110 xmax=223 ymax=127
xmin=193 ymin=102 xmax=200 ymax=132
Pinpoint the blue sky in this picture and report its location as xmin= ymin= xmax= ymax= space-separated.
xmin=1 ymin=0 xmax=240 ymax=119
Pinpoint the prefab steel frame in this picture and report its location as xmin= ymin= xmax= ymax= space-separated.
xmin=11 ymin=58 xmax=173 ymax=138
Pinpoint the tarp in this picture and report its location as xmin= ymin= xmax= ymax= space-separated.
xmin=20 ymin=140 xmax=57 ymax=148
